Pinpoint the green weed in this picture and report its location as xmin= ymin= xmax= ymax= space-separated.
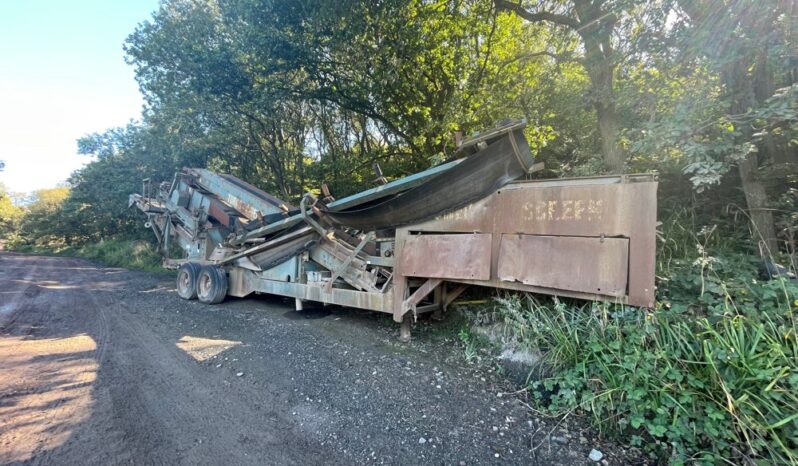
xmin=458 ymin=327 xmax=479 ymax=363
xmin=11 ymin=238 xmax=164 ymax=273
xmin=495 ymin=266 xmax=798 ymax=464
xmin=76 ymin=239 xmax=164 ymax=272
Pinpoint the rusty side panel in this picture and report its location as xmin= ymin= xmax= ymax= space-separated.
xmin=223 ymin=194 xmax=262 ymax=222
xmin=497 ymin=235 xmax=629 ymax=297
xmin=395 ymin=175 xmax=657 ymax=308
xmin=206 ymin=198 xmax=234 ymax=228
xmin=399 ymin=234 xmax=492 ymax=280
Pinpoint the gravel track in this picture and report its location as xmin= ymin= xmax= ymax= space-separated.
xmin=0 ymin=252 xmax=642 ymax=465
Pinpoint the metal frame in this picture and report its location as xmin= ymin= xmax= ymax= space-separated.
xmin=130 ymin=121 xmax=658 ymax=339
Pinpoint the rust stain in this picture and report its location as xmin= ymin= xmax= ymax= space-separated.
xmin=397 ymin=175 xmax=657 ymax=308
xmin=497 ymin=234 xmax=629 ymax=297
xmin=399 ymin=234 xmax=492 ymax=281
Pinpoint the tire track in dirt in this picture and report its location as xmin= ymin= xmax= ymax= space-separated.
xmin=92 ymin=297 xmax=327 ymax=465
xmin=24 ymin=258 xmax=113 ymax=466
xmin=0 ymin=255 xmax=105 ymax=465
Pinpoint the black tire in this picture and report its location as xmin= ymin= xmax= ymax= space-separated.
xmin=197 ymin=266 xmax=228 ymax=304
xmin=176 ymin=262 xmax=202 ymax=300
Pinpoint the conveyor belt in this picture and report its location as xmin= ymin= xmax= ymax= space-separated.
xmin=320 ymin=128 xmax=533 ymax=230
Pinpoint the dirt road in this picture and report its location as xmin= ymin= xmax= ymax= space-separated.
xmin=0 ymin=252 xmax=632 ymax=465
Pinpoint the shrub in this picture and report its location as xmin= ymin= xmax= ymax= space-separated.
xmin=497 ymin=266 xmax=798 ymax=464
xmin=76 ymin=239 xmax=163 ymax=272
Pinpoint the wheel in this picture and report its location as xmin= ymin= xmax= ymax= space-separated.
xmin=197 ymin=266 xmax=228 ymax=304
xmin=176 ymin=262 xmax=202 ymax=300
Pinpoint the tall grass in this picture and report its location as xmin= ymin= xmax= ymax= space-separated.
xmin=493 ymin=196 xmax=798 ymax=464
xmin=11 ymin=238 xmax=164 ymax=272
xmin=76 ymin=239 xmax=164 ymax=272
xmin=497 ymin=291 xmax=798 ymax=464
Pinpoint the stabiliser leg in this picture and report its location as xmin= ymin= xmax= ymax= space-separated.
xmin=399 ymin=315 xmax=412 ymax=343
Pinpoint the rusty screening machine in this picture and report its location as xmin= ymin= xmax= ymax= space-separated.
xmin=130 ymin=121 xmax=658 ymax=340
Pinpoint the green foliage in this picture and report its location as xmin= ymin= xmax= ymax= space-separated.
xmin=0 ymin=183 xmax=23 ymax=240
xmin=774 ymin=188 xmax=798 ymax=264
xmin=70 ymin=124 xmax=186 ymax=242
xmin=630 ymin=0 xmax=798 ymax=193
xmin=458 ymin=327 xmax=479 ymax=363
xmin=13 ymin=239 xmax=164 ymax=273
xmin=496 ymin=251 xmax=798 ymax=464
xmin=13 ymin=187 xmax=71 ymax=248
xmin=632 ymin=83 xmax=798 ymax=192
xmin=121 ymin=0 xmax=560 ymax=200
xmin=24 ymin=0 xmax=597 ymax=248
xmin=11 ymin=0 xmax=795 ymax=255
xmin=76 ymin=239 xmax=164 ymax=272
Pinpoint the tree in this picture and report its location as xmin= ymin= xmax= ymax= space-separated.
xmin=70 ymin=123 xmax=194 ymax=241
xmin=660 ymin=0 xmax=797 ymax=254
xmin=495 ymin=0 xmax=635 ymax=173
xmin=36 ymin=0 xmax=573 ymax=248
xmin=0 ymin=183 xmax=23 ymax=240
xmin=16 ymin=187 xmax=71 ymax=248
xmin=123 ymin=0 xmax=542 ymax=200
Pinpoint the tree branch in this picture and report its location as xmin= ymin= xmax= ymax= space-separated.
xmin=494 ymin=0 xmax=580 ymax=30
xmin=518 ymin=50 xmax=579 ymax=63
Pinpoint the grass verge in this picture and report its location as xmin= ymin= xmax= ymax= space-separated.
xmin=11 ymin=239 xmax=165 ymax=273
xmin=494 ymin=269 xmax=798 ymax=464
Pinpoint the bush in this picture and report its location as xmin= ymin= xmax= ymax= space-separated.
xmin=497 ymin=263 xmax=798 ymax=464
xmin=76 ymin=239 xmax=164 ymax=272
xmin=10 ymin=238 xmax=164 ymax=273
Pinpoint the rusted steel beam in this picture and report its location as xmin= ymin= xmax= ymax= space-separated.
xmin=220 ymin=226 xmax=315 ymax=265
xmin=324 ymin=232 xmax=375 ymax=293
xmin=442 ymin=284 xmax=469 ymax=312
xmin=228 ymin=268 xmax=391 ymax=313
xmin=401 ymin=278 xmax=443 ymax=317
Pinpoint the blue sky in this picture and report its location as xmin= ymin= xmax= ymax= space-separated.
xmin=0 ymin=0 xmax=159 ymax=193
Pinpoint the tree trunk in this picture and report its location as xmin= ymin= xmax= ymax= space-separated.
xmin=582 ymin=33 xmax=624 ymax=174
xmin=495 ymin=0 xmax=625 ymax=174
xmin=738 ymin=153 xmax=779 ymax=255
xmin=726 ymin=56 xmax=779 ymax=257
xmin=678 ymin=0 xmax=782 ymax=257
xmin=595 ymin=101 xmax=623 ymax=174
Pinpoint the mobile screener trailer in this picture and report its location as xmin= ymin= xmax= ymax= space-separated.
xmin=130 ymin=121 xmax=658 ymax=340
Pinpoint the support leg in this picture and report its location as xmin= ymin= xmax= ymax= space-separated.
xmin=399 ymin=315 xmax=412 ymax=343
xmin=431 ymin=284 xmax=445 ymax=321
xmin=443 ymin=284 xmax=469 ymax=312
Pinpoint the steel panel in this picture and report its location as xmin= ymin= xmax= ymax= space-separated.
xmin=497 ymin=235 xmax=629 ymax=297
xmin=398 ymin=234 xmax=492 ymax=280
xmin=395 ymin=175 xmax=657 ymax=309
xmin=186 ymin=168 xmax=291 ymax=219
